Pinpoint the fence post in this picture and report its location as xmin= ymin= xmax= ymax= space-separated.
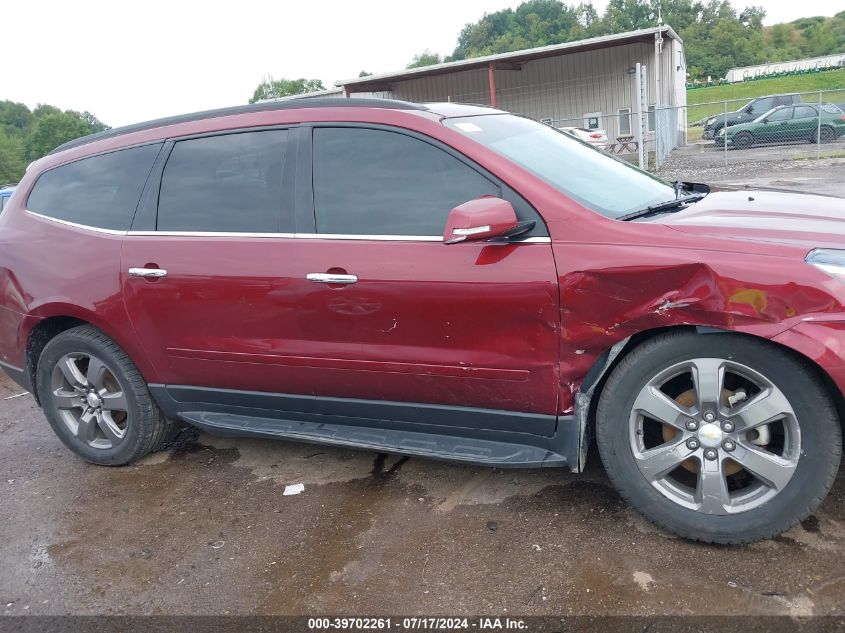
xmin=723 ymin=99 xmax=728 ymax=167
xmin=817 ymin=90 xmax=822 ymax=160
xmin=635 ymin=62 xmax=645 ymax=170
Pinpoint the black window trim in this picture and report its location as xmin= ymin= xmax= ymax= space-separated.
xmin=301 ymin=122 xmax=550 ymax=241
xmin=24 ymin=140 xmax=165 ymax=235
xmin=128 ymin=125 xmax=299 ymax=237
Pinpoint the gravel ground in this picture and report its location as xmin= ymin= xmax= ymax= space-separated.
xmin=1 ymin=370 xmax=844 ymax=618
xmin=657 ymin=142 xmax=845 ymax=197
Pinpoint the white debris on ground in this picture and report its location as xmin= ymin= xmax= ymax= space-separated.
xmin=283 ymin=483 xmax=305 ymax=496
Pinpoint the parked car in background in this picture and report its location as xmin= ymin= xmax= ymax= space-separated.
xmin=703 ymin=94 xmax=801 ymax=139
xmin=558 ymin=126 xmax=609 ymax=148
xmin=716 ymin=103 xmax=845 ymax=148
xmin=0 ymin=186 xmax=15 ymax=214
xmin=2 ymin=98 xmax=845 ymax=545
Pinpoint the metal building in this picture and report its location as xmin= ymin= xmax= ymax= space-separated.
xmin=334 ymin=26 xmax=687 ymax=148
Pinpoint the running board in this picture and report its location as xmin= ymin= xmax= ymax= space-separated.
xmin=179 ymin=411 xmax=571 ymax=468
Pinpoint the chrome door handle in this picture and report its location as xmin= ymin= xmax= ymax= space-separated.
xmin=306 ymin=273 xmax=358 ymax=285
xmin=128 ymin=267 xmax=168 ymax=278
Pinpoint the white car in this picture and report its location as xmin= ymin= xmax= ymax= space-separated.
xmin=558 ymin=127 xmax=609 ymax=148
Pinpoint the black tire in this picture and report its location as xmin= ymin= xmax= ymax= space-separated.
xmin=596 ymin=331 xmax=841 ymax=544
xmin=36 ymin=325 xmax=168 ymax=465
xmin=818 ymin=125 xmax=835 ymax=144
xmin=733 ymin=131 xmax=753 ymax=149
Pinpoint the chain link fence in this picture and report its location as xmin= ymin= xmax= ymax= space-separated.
xmin=657 ymin=88 xmax=845 ymax=177
xmin=539 ymin=89 xmax=845 ymax=176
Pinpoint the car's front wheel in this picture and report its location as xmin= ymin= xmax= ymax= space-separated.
xmin=36 ymin=325 xmax=168 ymax=465
xmin=596 ymin=331 xmax=841 ymax=544
xmin=733 ymin=131 xmax=753 ymax=149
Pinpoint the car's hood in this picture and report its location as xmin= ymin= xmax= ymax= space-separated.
xmin=660 ymin=189 xmax=845 ymax=252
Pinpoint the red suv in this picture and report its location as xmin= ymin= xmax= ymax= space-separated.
xmin=1 ymin=99 xmax=842 ymax=544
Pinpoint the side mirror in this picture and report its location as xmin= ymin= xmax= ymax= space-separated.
xmin=443 ymin=197 xmax=531 ymax=244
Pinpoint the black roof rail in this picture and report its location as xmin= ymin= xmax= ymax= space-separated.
xmin=49 ymin=98 xmax=428 ymax=155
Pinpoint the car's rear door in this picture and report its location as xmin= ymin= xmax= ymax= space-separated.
xmin=121 ymin=127 xmax=307 ymax=395
xmin=286 ymin=124 xmax=560 ymax=424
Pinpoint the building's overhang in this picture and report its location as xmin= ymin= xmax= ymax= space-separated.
xmin=337 ymin=26 xmax=681 ymax=93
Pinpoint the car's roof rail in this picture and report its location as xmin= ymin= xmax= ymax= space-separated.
xmin=49 ymin=98 xmax=428 ymax=155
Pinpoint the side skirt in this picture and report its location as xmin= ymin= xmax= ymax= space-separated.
xmin=149 ymin=385 xmax=578 ymax=470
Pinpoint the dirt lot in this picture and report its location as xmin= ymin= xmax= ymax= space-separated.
xmin=2 ymin=366 xmax=845 ymax=618
xmin=2 ymin=159 xmax=845 ymax=620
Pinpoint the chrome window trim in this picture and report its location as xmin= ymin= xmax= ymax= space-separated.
xmin=294 ymin=233 xmax=442 ymax=242
xmin=26 ymin=213 xmax=552 ymax=244
xmin=25 ymin=209 xmax=127 ymax=236
xmin=295 ymin=234 xmax=551 ymax=243
xmin=128 ymin=230 xmax=297 ymax=238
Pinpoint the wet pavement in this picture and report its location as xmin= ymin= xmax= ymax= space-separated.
xmin=1 ymin=371 xmax=844 ymax=616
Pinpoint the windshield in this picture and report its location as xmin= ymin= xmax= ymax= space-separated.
xmin=444 ymin=114 xmax=675 ymax=219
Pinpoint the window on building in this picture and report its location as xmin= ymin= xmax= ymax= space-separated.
xmin=647 ymin=105 xmax=656 ymax=133
xmin=618 ymin=108 xmax=632 ymax=136
xmin=312 ymin=127 xmax=499 ymax=236
xmin=157 ymin=130 xmax=290 ymax=233
xmin=26 ymin=143 xmax=162 ymax=231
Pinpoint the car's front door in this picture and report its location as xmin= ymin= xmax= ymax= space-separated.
xmin=760 ymin=107 xmax=793 ymax=143
xmin=287 ymin=125 xmax=561 ymax=424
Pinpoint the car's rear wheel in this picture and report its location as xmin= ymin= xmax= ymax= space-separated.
xmin=817 ymin=125 xmax=835 ymax=144
xmin=733 ymin=131 xmax=753 ymax=149
xmin=36 ymin=325 xmax=168 ymax=465
xmin=596 ymin=331 xmax=841 ymax=544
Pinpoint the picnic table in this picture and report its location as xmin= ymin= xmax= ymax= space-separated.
xmin=605 ymin=135 xmax=639 ymax=154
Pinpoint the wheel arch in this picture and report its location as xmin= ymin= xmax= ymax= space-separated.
xmin=576 ymin=324 xmax=845 ymax=470
xmin=24 ymin=303 xmax=158 ymax=405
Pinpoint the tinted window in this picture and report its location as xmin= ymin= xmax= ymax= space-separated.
xmin=749 ymin=98 xmax=773 ymax=114
xmin=767 ymin=107 xmax=792 ymax=122
xmin=313 ymin=127 xmax=498 ymax=235
xmin=794 ymin=106 xmax=817 ymax=119
xmin=774 ymin=95 xmax=795 ymax=107
xmin=157 ymin=130 xmax=289 ymax=233
xmin=26 ymin=144 xmax=161 ymax=230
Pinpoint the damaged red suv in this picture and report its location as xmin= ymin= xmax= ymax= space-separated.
xmin=1 ymin=99 xmax=842 ymax=543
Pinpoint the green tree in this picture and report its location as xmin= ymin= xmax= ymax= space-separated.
xmin=0 ymin=132 xmax=26 ymax=184
xmin=25 ymin=111 xmax=97 ymax=160
xmin=450 ymin=0 xmax=595 ymax=60
xmin=249 ymin=76 xmax=326 ymax=103
xmin=407 ymin=50 xmax=443 ymax=69
xmin=417 ymin=2 xmax=843 ymax=81
xmin=0 ymin=101 xmax=33 ymax=137
xmin=0 ymin=101 xmax=106 ymax=181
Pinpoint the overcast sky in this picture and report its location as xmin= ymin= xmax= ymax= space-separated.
xmin=3 ymin=0 xmax=841 ymax=127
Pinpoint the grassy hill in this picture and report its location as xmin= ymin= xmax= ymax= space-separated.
xmin=687 ymin=69 xmax=845 ymax=124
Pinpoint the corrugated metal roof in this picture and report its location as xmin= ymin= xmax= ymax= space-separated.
xmin=337 ymin=26 xmax=680 ymax=89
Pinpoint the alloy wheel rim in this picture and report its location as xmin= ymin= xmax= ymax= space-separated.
xmin=50 ymin=353 xmax=130 ymax=449
xmin=628 ymin=358 xmax=800 ymax=515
